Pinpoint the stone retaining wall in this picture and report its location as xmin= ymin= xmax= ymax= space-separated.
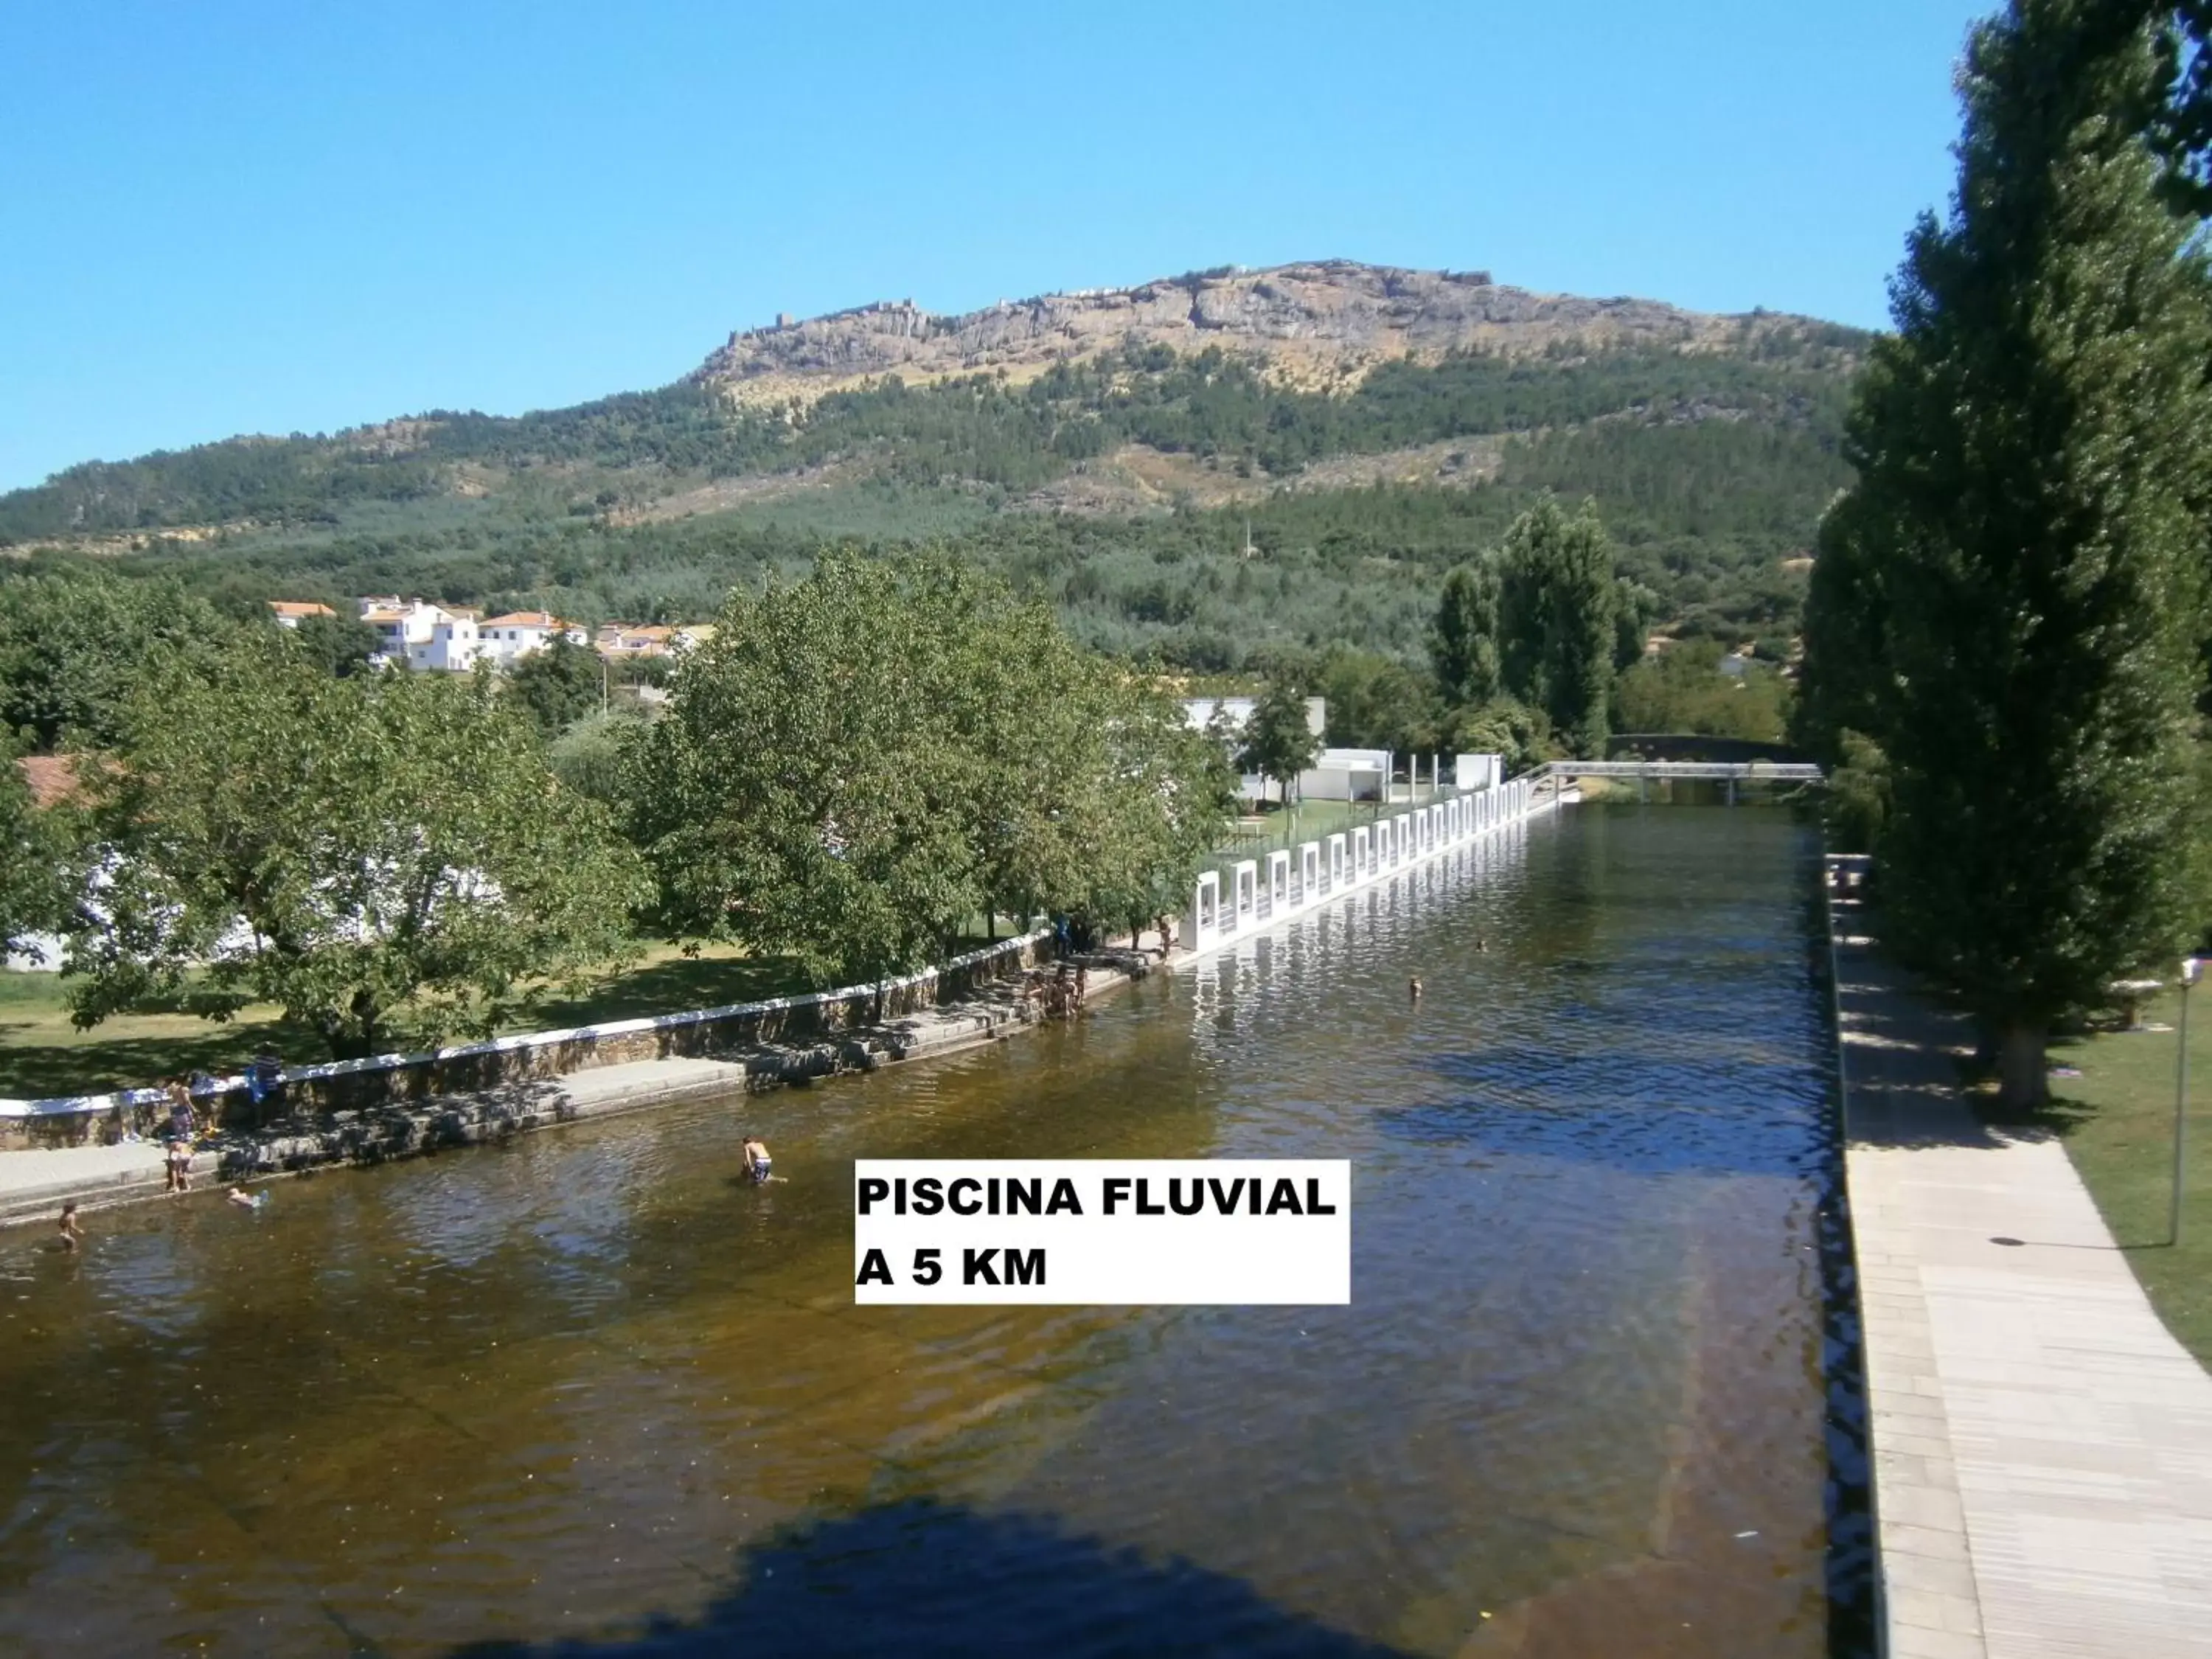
xmin=1 ymin=932 xmax=1048 ymax=1151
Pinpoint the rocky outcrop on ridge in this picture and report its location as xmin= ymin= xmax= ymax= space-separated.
xmin=690 ymin=260 xmax=1805 ymax=403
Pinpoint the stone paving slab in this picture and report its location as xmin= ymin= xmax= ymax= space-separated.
xmin=1829 ymin=861 xmax=2212 ymax=1659
xmin=0 ymin=1139 xmax=167 ymax=1203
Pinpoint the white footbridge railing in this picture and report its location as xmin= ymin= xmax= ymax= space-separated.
xmin=1180 ymin=773 xmax=1560 ymax=957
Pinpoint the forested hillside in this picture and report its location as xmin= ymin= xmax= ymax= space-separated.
xmin=0 ymin=263 xmax=1867 ymax=667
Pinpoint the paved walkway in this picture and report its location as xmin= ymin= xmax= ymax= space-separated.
xmin=0 ymin=1140 xmax=167 ymax=1206
xmin=1829 ymin=860 xmax=2212 ymax=1659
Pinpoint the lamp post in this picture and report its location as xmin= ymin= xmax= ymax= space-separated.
xmin=2174 ymin=956 xmax=2200 ymax=1247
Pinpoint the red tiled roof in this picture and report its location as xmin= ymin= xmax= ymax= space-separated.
xmin=268 ymin=600 xmax=335 ymax=619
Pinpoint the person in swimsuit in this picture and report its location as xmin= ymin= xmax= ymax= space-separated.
xmin=163 ymin=1079 xmax=196 ymax=1193
xmin=741 ymin=1136 xmax=773 ymax=1183
xmin=58 ymin=1202 xmax=83 ymax=1253
xmin=1410 ymin=975 xmax=1424 ymax=1001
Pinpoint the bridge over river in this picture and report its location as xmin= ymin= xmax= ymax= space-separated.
xmin=0 ymin=803 xmax=1861 ymax=1657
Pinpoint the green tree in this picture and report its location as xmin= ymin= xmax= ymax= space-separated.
xmin=1314 ymin=647 xmax=1442 ymax=756
xmin=549 ymin=705 xmax=650 ymax=805
xmin=1498 ymin=498 xmax=1618 ymax=757
xmin=290 ymin=611 xmax=384 ymax=678
xmin=630 ymin=550 xmax=1228 ymax=987
xmin=506 ymin=636 xmax=603 ymax=739
xmin=0 ymin=751 xmax=66 ymax=962
xmin=1237 ymin=679 xmax=1322 ymax=804
xmin=65 ymin=636 xmax=647 ymax=1060
xmin=1431 ymin=560 xmax=1501 ymax=705
xmin=1792 ymin=488 xmax=1894 ymax=765
xmin=0 ymin=571 xmax=238 ymax=751
xmin=1614 ymin=639 xmax=1793 ymax=741
xmin=1067 ymin=685 xmax=1237 ymax=943
xmin=1801 ymin=0 xmax=2212 ymax=1107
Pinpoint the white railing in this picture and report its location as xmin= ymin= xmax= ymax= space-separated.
xmin=1179 ymin=774 xmax=1559 ymax=957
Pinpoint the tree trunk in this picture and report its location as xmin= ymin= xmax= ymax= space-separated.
xmin=1997 ymin=1022 xmax=2049 ymax=1112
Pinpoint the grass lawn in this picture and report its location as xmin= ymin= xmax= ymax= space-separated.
xmin=0 ymin=942 xmax=813 ymax=1101
xmin=2041 ymin=987 xmax=2212 ymax=1367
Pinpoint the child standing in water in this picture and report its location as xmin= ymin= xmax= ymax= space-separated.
xmin=741 ymin=1136 xmax=773 ymax=1183
xmin=57 ymin=1202 xmax=83 ymax=1252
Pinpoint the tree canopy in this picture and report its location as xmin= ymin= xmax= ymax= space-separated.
xmin=627 ymin=550 xmax=1232 ymax=986
xmin=1237 ymin=680 xmax=1324 ymax=804
xmin=63 ymin=633 xmax=648 ymax=1060
xmin=506 ymin=636 xmax=603 ymax=739
xmin=0 ymin=571 xmax=239 ymax=752
xmin=0 ymin=753 xmax=65 ymax=963
xmin=1495 ymin=499 xmax=1619 ymax=759
xmin=1799 ymin=0 xmax=2212 ymax=1105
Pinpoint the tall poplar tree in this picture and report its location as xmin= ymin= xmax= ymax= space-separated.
xmin=1802 ymin=0 xmax=2212 ymax=1106
xmin=1498 ymin=498 xmax=1618 ymax=759
xmin=1431 ymin=559 xmax=1501 ymax=706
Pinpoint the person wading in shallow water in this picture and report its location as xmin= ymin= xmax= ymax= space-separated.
xmin=56 ymin=1202 xmax=83 ymax=1253
xmin=163 ymin=1079 xmax=196 ymax=1194
xmin=741 ymin=1136 xmax=773 ymax=1184
xmin=1409 ymin=976 xmax=1424 ymax=1001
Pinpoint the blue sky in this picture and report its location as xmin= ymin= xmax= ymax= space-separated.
xmin=0 ymin=1 xmax=1990 ymax=493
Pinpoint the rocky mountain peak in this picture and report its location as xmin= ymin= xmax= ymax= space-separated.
xmin=689 ymin=260 xmax=1795 ymax=404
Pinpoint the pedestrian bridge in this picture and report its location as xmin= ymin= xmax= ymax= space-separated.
xmin=1541 ymin=760 xmax=1825 ymax=783
xmin=1531 ymin=758 xmax=1823 ymax=804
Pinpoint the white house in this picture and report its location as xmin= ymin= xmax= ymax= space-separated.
xmin=479 ymin=611 xmax=590 ymax=668
xmin=359 ymin=599 xmax=449 ymax=666
xmin=356 ymin=599 xmax=486 ymax=672
xmin=416 ymin=609 xmax=480 ymax=673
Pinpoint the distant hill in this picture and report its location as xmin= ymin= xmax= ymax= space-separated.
xmin=0 ymin=262 xmax=1871 ymax=665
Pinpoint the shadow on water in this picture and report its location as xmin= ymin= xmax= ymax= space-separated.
xmin=451 ymin=1498 xmax=1409 ymax=1659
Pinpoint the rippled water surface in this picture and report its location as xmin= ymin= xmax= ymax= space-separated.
xmin=0 ymin=806 xmax=1841 ymax=1657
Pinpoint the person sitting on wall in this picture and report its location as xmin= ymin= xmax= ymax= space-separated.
xmin=246 ymin=1048 xmax=285 ymax=1115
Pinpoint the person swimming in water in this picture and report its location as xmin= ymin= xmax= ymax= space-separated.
xmin=741 ymin=1136 xmax=773 ymax=1184
xmin=226 ymin=1186 xmax=265 ymax=1210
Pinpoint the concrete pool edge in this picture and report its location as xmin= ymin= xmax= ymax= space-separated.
xmin=1825 ymin=853 xmax=2212 ymax=1659
xmin=0 ymin=953 xmax=1157 ymax=1230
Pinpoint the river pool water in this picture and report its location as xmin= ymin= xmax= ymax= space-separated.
xmin=0 ymin=805 xmax=1857 ymax=1657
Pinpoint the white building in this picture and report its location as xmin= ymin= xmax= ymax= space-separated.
xmin=356 ymin=599 xmax=487 ymax=672
xmin=1180 ymin=695 xmax=1327 ymax=739
xmin=479 ymin=611 xmax=590 ymax=668
xmin=416 ymin=610 xmax=481 ymax=673
xmin=359 ymin=599 xmax=448 ymax=666
xmin=1298 ymin=748 xmax=1390 ymax=801
xmin=1455 ymin=753 xmax=1503 ymax=791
